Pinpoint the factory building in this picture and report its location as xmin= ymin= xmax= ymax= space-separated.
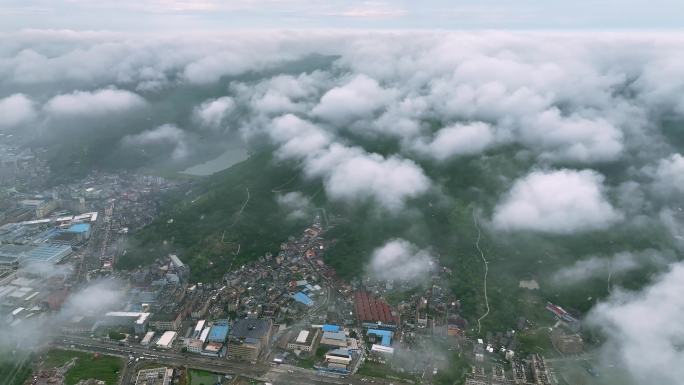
xmin=192 ymin=320 xmax=206 ymax=339
xmin=156 ymin=331 xmax=177 ymax=349
xmin=286 ymin=328 xmax=321 ymax=353
xmin=371 ymin=345 xmax=394 ymax=355
xmin=24 ymin=243 xmax=72 ymax=264
xmin=367 ymin=329 xmax=393 ymax=347
xmin=354 ymin=291 xmax=399 ymax=330
xmin=228 ymin=318 xmax=273 ymax=362
xmin=320 ymin=331 xmax=347 ymax=348
xmin=321 ymin=324 xmax=341 ymax=333
xmin=199 ymin=326 xmax=211 ymax=343
xmin=292 ymin=292 xmax=314 ymax=307
xmin=65 ymin=223 xmax=92 ymax=242
xmin=0 ymin=244 xmax=30 ymax=267
xmin=325 ymin=348 xmax=353 ymax=365
xmin=207 ymin=320 xmax=230 ymax=343
xmin=0 ymin=242 xmax=72 ymax=266
xmin=141 ymin=331 xmax=155 ymax=346
xmin=103 ymin=312 xmax=151 ymax=334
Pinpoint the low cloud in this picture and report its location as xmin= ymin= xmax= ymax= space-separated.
xmin=44 ymin=88 xmax=145 ymax=117
xmin=413 ymin=121 xmax=495 ymax=161
xmin=270 ymin=114 xmax=332 ymax=159
xmin=0 ymin=93 xmax=35 ymax=129
xmin=651 ymin=153 xmax=684 ymax=197
xmin=0 ymin=278 xmax=124 ymax=353
xmin=194 ymin=96 xmax=235 ymax=130
xmin=492 ymin=169 xmax=622 ymax=233
xmin=659 ymin=208 xmax=684 ymax=250
xmin=368 ymin=238 xmax=435 ymax=284
xmin=269 ymin=114 xmax=431 ymax=211
xmin=520 ymin=108 xmax=624 ymax=163
xmin=123 ymin=123 xmax=189 ymax=161
xmin=589 ymin=262 xmax=684 ymax=385
xmin=311 ymin=74 xmax=397 ymax=126
xmin=305 ymin=143 xmax=431 ymax=211
xmin=276 ymin=191 xmax=314 ymax=220
xmin=552 ymin=250 xmax=671 ymax=285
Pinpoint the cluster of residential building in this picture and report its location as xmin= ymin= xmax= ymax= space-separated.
xmin=466 ymin=354 xmax=557 ymax=385
xmin=0 ymin=143 xmax=49 ymax=191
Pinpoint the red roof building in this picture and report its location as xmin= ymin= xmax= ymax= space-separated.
xmin=354 ymin=291 xmax=399 ymax=328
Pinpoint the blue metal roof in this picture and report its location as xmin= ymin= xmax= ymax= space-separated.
xmin=26 ymin=244 xmax=72 ymax=263
xmin=207 ymin=324 xmax=229 ymax=342
xmin=68 ymin=223 xmax=91 ymax=233
xmin=322 ymin=324 xmax=340 ymax=332
xmin=293 ymin=292 xmax=313 ymax=306
xmin=367 ymin=329 xmax=392 ymax=347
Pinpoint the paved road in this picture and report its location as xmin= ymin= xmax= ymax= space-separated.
xmin=52 ymin=336 xmax=406 ymax=385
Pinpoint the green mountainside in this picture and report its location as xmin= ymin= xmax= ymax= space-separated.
xmin=120 ymin=150 xmax=673 ymax=332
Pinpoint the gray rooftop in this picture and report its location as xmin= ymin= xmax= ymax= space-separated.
xmin=230 ymin=318 xmax=271 ymax=340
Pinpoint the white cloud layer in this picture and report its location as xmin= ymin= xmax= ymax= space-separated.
xmin=492 ymin=169 xmax=622 ymax=233
xmin=311 ymin=74 xmax=397 ymax=125
xmin=123 ymin=124 xmax=188 ymax=160
xmin=276 ymin=191 xmax=314 ymax=220
xmin=552 ymin=249 xmax=670 ymax=285
xmin=269 ymin=114 xmax=430 ymax=211
xmin=194 ymin=96 xmax=235 ymax=129
xmin=589 ymin=262 xmax=684 ymax=385
xmin=651 ymin=153 xmax=684 ymax=197
xmin=44 ymin=88 xmax=145 ymax=117
xmin=413 ymin=122 xmax=495 ymax=161
xmin=0 ymin=93 xmax=35 ymax=129
xmin=368 ymin=238 xmax=435 ymax=283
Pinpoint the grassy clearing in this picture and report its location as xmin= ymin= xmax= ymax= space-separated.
xmin=42 ymin=349 xmax=123 ymax=385
xmin=357 ymin=362 xmax=417 ymax=382
xmin=0 ymin=358 xmax=33 ymax=385
xmin=188 ymin=369 xmax=222 ymax=385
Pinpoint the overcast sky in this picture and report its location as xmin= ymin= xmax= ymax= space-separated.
xmin=1 ymin=0 xmax=684 ymax=32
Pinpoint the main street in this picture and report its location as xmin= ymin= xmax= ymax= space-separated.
xmin=53 ymin=335 xmax=405 ymax=385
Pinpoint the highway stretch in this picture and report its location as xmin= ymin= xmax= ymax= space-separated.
xmin=51 ymin=335 xmax=407 ymax=385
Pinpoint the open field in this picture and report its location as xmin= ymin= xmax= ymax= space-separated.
xmin=0 ymin=359 xmax=33 ymax=385
xmin=42 ymin=349 xmax=123 ymax=385
xmin=188 ymin=369 xmax=223 ymax=385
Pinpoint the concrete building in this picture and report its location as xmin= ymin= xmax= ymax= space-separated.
xmin=292 ymin=292 xmax=314 ymax=307
xmin=156 ymin=331 xmax=177 ymax=349
xmin=141 ymin=331 xmax=155 ymax=346
xmin=186 ymin=339 xmax=203 ymax=353
xmin=103 ymin=312 xmax=150 ymax=334
xmin=367 ymin=329 xmax=392 ymax=347
xmin=66 ymin=223 xmax=91 ymax=241
xmin=325 ymin=348 xmax=352 ymax=365
xmin=150 ymin=312 xmax=182 ymax=331
xmin=192 ymin=320 xmax=206 ymax=339
xmin=371 ymin=344 xmax=394 ymax=355
xmin=134 ymin=367 xmax=173 ymax=385
xmin=320 ymin=331 xmax=347 ymax=348
xmin=201 ymin=342 xmax=225 ymax=357
xmin=207 ymin=320 xmax=229 ymax=343
xmin=24 ymin=243 xmax=72 ymax=264
xmin=228 ymin=318 xmax=273 ymax=362
xmin=286 ymin=328 xmax=321 ymax=353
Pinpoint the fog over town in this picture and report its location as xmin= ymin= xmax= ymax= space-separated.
xmin=0 ymin=3 xmax=683 ymax=385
